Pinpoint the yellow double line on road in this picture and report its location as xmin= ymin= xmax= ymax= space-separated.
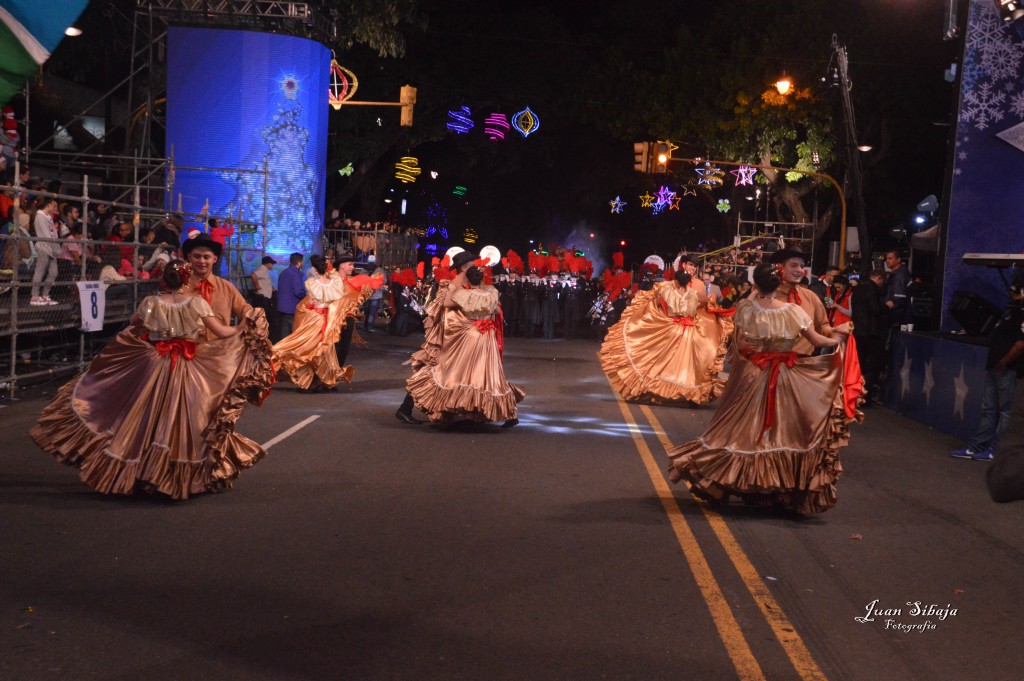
xmin=613 ymin=393 xmax=828 ymax=681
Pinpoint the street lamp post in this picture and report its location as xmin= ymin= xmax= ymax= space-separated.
xmin=832 ymin=34 xmax=871 ymax=265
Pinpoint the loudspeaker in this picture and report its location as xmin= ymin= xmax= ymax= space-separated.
xmin=949 ymin=290 xmax=1001 ymax=336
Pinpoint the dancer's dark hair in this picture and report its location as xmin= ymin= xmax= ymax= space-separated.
xmin=674 ymin=270 xmax=691 ymax=288
xmin=752 ymin=261 xmax=782 ymax=294
xmin=466 ymin=266 xmax=484 ymax=285
xmin=162 ymin=259 xmax=190 ymax=291
xmin=310 ymin=254 xmax=328 ymax=275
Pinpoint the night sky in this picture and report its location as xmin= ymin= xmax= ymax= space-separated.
xmin=43 ymin=0 xmax=960 ymax=268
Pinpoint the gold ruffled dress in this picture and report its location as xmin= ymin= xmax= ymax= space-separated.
xmin=272 ymin=274 xmax=356 ymax=389
xmin=31 ymin=294 xmax=275 ymax=499
xmin=600 ymin=281 xmax=732 ymax=404
xmin=407 ymin=284 xmax=525 ymax=423
xmin=666 ymin=299 xmax=858 ymax=514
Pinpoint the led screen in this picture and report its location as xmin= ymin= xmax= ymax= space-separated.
xmin=167 ymin=27 xmax=330 ymax=261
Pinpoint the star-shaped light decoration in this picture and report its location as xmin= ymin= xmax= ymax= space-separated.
xmin=655 ymin=185 xmax=676 ymax=205
xmin=899 ymin=349 xmax=912 ymax=399
xmin=670 ymin=195 xmax=682 ymax=210
xmin=730 ymin=165 xmax=758 ymax=186
xmin=696 ymin=163 xmax=725 ymax=187
xmin=651 ymin=200 xmax=668 ymax=215
xmin=609 ymin=196 xmax=627 ymax=213
xmin=922 ymin=360 xmax=935 ymax=406
xmin=716 ymin=199 xmax=731 ymax=213
xmin=338 ymin=163 xmax=354 ymax=177
xmin=953 ymin=363 xmax=969 ymax=420
xmin=639 ymin=192 xmax=655 ymax=208
xmin=681 ymin=184 xmax=698 ymax=197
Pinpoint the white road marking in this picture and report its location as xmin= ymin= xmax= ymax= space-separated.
xmin=261 ymin=415 xmax=320 ymax=450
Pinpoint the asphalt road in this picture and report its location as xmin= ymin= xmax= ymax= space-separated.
xmin=2 ymin=329 xmax=1022 ymax=681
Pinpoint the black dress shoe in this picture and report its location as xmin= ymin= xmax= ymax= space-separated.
xmin=501 ymin=417 xmax=519 ymax=428
xmin=395 ymin=410 xmax=423 ymax=424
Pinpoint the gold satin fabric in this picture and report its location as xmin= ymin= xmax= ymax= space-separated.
xmin=272 ymin=275 xmax=357 ymax=389
xmin=667 ymin=300 xmax=858 ymax=514
xmin=407 ymin=286 xmax=524 ymax=423
xmin=185 ymin=273 xmax=252 ymax=324
xmin=773 ymin=282 xmax=831 ymax=356
xmin=31 ymin=302 xmax=275 ymax=500
xmin=600 ymin=281 xmax=731 ymax=404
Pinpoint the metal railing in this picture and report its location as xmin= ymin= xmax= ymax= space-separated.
xmin=1 ymin=230 xmax=262 ymax=395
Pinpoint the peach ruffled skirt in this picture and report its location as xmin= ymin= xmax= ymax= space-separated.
xmin=667 ymin=349 xmax=859 ymax=514
xmin=31 ymin=310 xmax=275 ymax=499
xmin=600 ymin=289 xmax=732 ymax=405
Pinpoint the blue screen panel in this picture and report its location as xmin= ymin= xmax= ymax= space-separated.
xmin=167 ymin=27 xmax=330 ymax=260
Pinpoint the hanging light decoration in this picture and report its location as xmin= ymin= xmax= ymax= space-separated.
xmin=608 ymin=196 xmax=626 ymax=213
xmin=328 ymin=59 xmax=358 ymax=110
xmin=446 ymin=106 xmax=474 ymax=134
xmin=696 ymin=163 xmax=725 ymax=188
xmin=484 ymin=113 xmax=510 ymax=140
xmin=730 ymin=165 xmax=758 ymax=186
xmin=395 ymin=156 xmax=422 ymax=183
xmin=511 ymin=106 xmax=541 ymax=138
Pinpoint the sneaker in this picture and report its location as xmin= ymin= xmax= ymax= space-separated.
xmin=949 ymin=447 xmax=977 ymax=459
xmin=972 ymin=449 xmax=995 ymax=462
xmin=44 ymin=297 xmax=59 ymax=305
xmin=29 ymin=297 xmax=47 ymax=306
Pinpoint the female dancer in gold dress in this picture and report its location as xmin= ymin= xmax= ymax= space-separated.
xmin=600 ymin=265 xmax=731 ymax=405
xmin=32 ymin=260 xmax=275 ymax=499
xmin=667 ymin=262 xmax=856 ymax=514
xmin=272 ymin=254 xmax=355 ymax=391
xmin=406 ymin=265 xmax=524 ymax=426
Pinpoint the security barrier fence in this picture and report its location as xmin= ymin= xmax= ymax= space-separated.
xmin=1 ymin=230 xmax=261 ymax=395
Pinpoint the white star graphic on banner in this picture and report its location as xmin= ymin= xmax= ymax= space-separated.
xmin=922 ymin=360 xmax=935 ymax=406
xmin=953 ymin=363 xmax=970 ymax=421
xmin=900 ymin=349 xmax=912 ymax=399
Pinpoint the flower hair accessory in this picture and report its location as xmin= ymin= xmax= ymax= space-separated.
xmin=773 ymin=262 xmax=785 ymax=278
xmin=171 ymin=261 xmax=191 ymax=288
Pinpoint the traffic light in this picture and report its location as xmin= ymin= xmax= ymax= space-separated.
xmin=653 ymin=140 xmax=671 ymax=173
xmin=633 ymin=142 xmax=651 ymax=172
xmin=400 ymin=85 xmax=417 ymax=126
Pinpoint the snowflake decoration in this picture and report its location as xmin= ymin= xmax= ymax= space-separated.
xmin=609 ymin=196 xmax=627 ymax=213
xmin=963 ymin=81 xmax=1006 ymax=130
xmin=1010 ymin=90 xmax=1024 ymax=120
xmin=716 ymin=199 xmax=731 ymax=213
xmin=639 ymin=192 xmax=655 ymax=207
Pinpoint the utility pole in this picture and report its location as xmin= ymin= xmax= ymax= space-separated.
xmin=832 ymin=34 xmax=871 ymax=265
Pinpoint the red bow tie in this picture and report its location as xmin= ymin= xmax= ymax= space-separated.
xmin=194 ymin=279 xmax=214 ymax=302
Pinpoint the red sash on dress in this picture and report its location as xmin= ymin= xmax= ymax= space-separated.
xmin=154 ymin=338 xmax=197 ymax=370
xmin=307 ymin=303 xmax=329 ymax=340
xmin=671 ymin=316 xmax=694 ymax=330
xmin=743 ymin=350 xmax=798 ymax=441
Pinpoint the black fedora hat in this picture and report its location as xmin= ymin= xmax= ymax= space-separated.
xmin=768 ymin=247 xmax=810 ymax=265
xmin=181 ymin=232 xmax=223 ymax=258
xmin=451 ymin=250 xmax=476 ymax=270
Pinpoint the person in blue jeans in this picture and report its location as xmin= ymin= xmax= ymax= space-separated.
xmin=950 ymin=272 xmax=1024 ymax=462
